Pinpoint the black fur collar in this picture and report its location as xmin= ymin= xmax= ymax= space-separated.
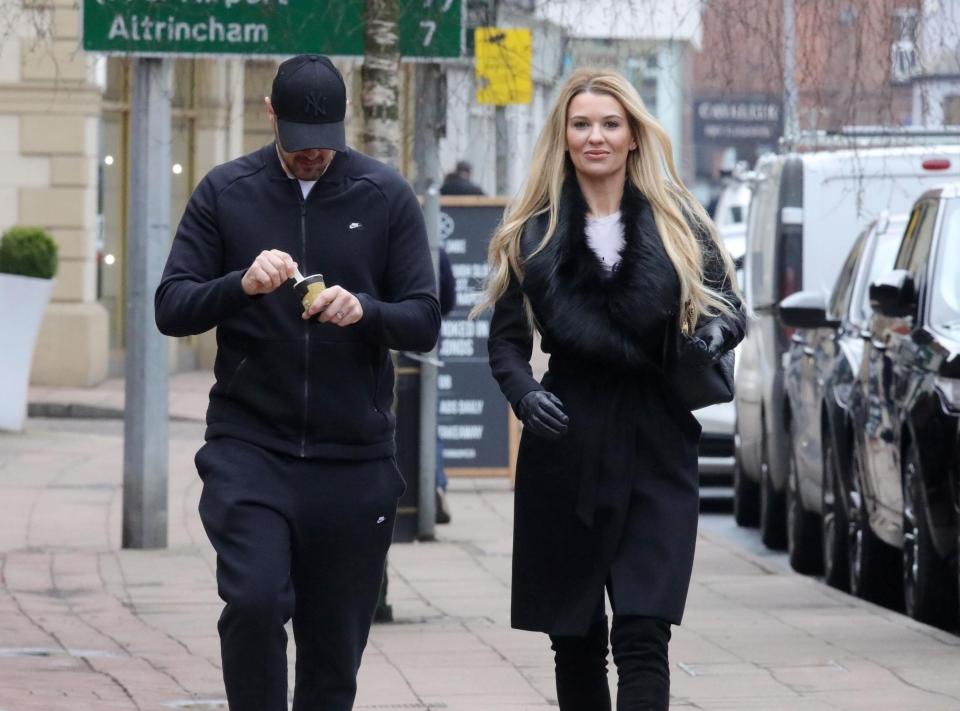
xmin=521 ymin=175 xmax=680 ymax=368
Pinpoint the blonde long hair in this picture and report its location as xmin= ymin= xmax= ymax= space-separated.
xmin=474 ymin=68 xmax=738 ymax=332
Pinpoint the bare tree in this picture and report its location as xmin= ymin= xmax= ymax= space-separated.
xmin=362 ymin=0 xmax=401 ymax=168
xmin=695 ymin=0 xmax=930 ymax=132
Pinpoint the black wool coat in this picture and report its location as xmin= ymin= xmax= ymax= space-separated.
xmin=488 ymin=178 xmax=745 ymax=636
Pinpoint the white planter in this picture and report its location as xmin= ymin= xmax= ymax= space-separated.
xmin=0 ymin=273 xmax=53 ymax=431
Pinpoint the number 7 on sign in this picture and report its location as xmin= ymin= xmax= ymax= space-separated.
xmin=419 ymin=20 xmax=436 ymax=46
xmin=422 ymin=0 xmax=455 ymax=11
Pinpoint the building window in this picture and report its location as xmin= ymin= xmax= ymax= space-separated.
xmin=626 ymin=54 xmax=658 ymax=118
xmin=891 ymin=7 xmax=919 ymax=83
xmin=944 ymin=95 xmax=960 ymax=125
xmin=98 ymin=58 xmax=130 ymax=351
xmin=97 ymin=58 xmax=199 ymax=351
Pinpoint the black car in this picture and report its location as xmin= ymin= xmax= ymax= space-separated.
xmin=780 ymin=215 xmax=907 ymax=586
xmin=851 ymin=185 xmax=960 ymax=626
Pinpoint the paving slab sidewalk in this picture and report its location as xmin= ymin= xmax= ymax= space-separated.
xmin=0 ymin=373 xmax=956 ymax=710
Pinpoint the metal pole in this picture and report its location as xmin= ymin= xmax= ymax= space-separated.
xmin=123 ymin=57 xmax=171 ymax=549
xmin=418 ymin=184 xmax=440 ymax=541
xmin=412 ymin=63 xmax=445 ymax=194
xmin=783 ymin=0 xmax=799 ymax=145
xmin=493 ymin=0 xmax=509 ymax=196
xmin=495 ymin=106 xmax=509 ymax=195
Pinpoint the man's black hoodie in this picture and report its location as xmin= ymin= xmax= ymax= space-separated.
xmin=155 ymin=144 xmax=440 ymax=460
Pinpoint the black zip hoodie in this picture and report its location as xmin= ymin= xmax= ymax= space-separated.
xmin=155 ymin=144 xmax=440 ymax=459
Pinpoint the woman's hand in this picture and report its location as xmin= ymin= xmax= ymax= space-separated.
xmin=517 ymin=390 xmax=569 ymax=439
xmin=684 ymin=320 xmax=731 ymax=365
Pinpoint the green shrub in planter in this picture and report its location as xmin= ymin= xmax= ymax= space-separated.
xmin=0 ymin=225 xmax=59 ymax=279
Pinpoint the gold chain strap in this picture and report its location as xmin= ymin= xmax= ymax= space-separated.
xmin=681 ymin=300 xmax=696 ymax=335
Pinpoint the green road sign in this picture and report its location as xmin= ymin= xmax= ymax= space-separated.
xmin=82 ymin=0 xmax=463 ymax=59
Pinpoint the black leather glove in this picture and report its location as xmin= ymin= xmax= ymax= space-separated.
xmin=517 ymin=390 xmax=569 ymax=439
xmin=684 ymin=319 xmax=730 ymax=366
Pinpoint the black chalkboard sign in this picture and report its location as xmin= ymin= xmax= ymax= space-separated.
xmin=438 ymin=197 xmax=519 ymax=478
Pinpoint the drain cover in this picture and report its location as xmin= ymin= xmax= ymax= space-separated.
xmin=0 ymin=647 xmax=120 ymax=659
xmin=0 ymin=648 xmax=56 ymax=658
xmin=161 ymin=700 xmax=228 ymax=709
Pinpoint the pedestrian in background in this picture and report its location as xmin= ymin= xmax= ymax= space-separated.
xmin=440 ymin=159 xmax=485 ymax=196
xmin=155 ymin=54 xmax=439 ymax=711
xmin=480 ymin=68 xmax=744 ymax=710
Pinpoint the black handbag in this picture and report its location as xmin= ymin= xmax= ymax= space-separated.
xmin=670 ymin=342 xmax=736 ymax=411
xmin=668 ymin=303 xmax=736 ymax=411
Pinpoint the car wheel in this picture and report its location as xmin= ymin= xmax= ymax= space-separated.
xmin=760 ymin=427 xmax=787 ymax=550
xmin=733 ymin=422 xmax=759 ymax=527
xmin=902 ymin=441 xmax=956 ymax=626
xmin=847 ymin=442 xmax=898 ymax=605
xmin=787 ymin=439 xmax=823 ymax=574
xmin=821 ymin=435 xmax=849 ymax=591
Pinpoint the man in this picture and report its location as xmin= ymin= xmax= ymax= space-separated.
xmin=439 ymin=159 xmax=484 ymax=195
xmin=155 ymin=55 xmax=439 ymax=711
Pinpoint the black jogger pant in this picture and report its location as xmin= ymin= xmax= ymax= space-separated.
xmin=196 ymin=437 xmax=404 ymax=711
xmin=549 ymin=603 xmax=671 ymax=711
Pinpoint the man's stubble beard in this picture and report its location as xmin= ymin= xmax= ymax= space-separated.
xmin=274 ymin=127 xmax=333 ymax=181
xmin=291 ymin=162 xmax=325 ymax=180
xmin=282 ymin=151 xmax=332 ymax=181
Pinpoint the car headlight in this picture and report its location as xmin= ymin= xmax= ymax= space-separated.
xmin=934 ymin=376 xmax=960 ymax=413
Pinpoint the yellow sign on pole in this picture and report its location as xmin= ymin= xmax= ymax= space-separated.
xmin=475 ymin=28 xmax=533 ymax=106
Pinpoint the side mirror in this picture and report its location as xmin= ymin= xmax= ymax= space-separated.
xmin=869 ymin=269 xmax=916 ymax=318
xmin=938 ymin=352 xmax=960 ymax=379
xmin=779 ymin=290 xmax=839 ymax=329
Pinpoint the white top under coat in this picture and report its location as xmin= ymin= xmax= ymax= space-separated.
xmin=299 ymin=179 xmax=317 ymax=198
xmin=585 ymin=211 xmax=625 ymax=271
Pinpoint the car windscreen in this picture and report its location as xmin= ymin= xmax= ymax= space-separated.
xmin=930 ymin=200 xmax=960 ymax=329
xmin=854 ymin=225 xmax=905 ymax=326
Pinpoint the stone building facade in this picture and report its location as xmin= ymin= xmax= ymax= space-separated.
xmin=1 ymin=0 xmax=107 ymax=386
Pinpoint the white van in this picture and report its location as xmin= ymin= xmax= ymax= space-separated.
xmin=734 ymin=136 xmax=960 ymax=549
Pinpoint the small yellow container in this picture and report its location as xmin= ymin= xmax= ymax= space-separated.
xmin=294 ymin=273 xmax=325 ymax=311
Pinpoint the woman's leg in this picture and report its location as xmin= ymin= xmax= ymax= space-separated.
xmin=610 ymin=615 xmax=671 ymax=711
xmin=549 ymin=601 xmax=612 ymax=711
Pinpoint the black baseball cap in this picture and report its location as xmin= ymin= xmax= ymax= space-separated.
xmin=271 ymin=55 xmax=347 ymax=152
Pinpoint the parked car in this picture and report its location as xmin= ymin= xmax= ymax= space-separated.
xmin=779 ymin=214 xmax=907 ymax=585
xmin=694 ymin=348 xmax=741 ymax=506
xmin=849 ymin=185 xmax=960 ymax=625
xmin=735 ymin=140 xmax=960 ymax=550
xmin=696 ymin=183 xmax=752 ymax=505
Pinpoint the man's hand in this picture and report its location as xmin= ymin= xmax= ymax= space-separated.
xmin=241 ymin=250 xmax=298 ymax=296
xmin=303 ymin=285 xmax=364 ymax=326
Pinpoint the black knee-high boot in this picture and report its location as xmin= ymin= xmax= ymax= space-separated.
xmin=549 ymin=615 xmax=612 ymax=711
xmin=610 ymin=615 xmax=671 ymax=711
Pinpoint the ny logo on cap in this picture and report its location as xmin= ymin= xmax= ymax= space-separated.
xmin=304 ymin=92 xmax=327 ymax=118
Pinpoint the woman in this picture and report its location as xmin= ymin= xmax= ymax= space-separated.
xmin=479 ymin=69 xmax=745 ymax=710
